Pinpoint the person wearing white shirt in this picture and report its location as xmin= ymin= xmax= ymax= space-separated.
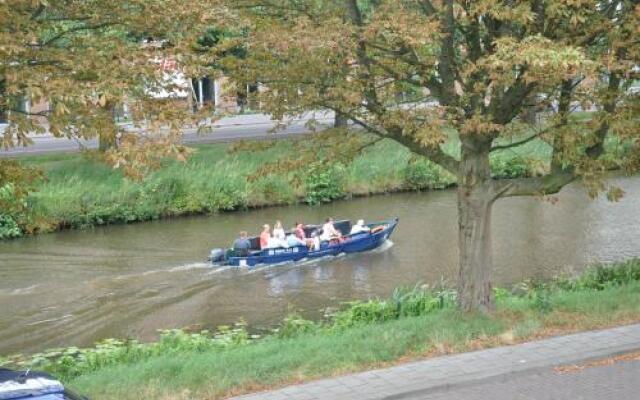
xmin=273 ymin=220 xmax=286 ymax=241
xmin=350 ymin=219 xmax=371 ymax=235
xmin=320 ymin=217 xmax=342 ymax=242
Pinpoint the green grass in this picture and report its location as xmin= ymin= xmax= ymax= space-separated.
xmin=9 ymin=133 xmax=552 ymax=237
xmin=68 ymin=310 xmax=504 ymax=399
xmin=64 ymin=281 xmax=640 ymax=400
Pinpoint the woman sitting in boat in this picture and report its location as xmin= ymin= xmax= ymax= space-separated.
xmin=273 ymin=220 xmax=286 ymax=241
xmin=260 ymin=224 xmax=271 ymax=249
xmin=261 ymin=223 xmax=290 ymax=250
xmin=293 ymin=222 xmax=317 ymax=250
xmin=350 ymin=219 xmax=371 ymax=235
xmin=320 ymin=217 xmax=344 ymax=243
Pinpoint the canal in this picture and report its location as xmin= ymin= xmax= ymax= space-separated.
xmin=1 ymin=176 xmax=639 ymax=354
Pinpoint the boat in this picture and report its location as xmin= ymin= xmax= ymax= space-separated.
xmin=209 ymin=218 xmax=399 ymax=267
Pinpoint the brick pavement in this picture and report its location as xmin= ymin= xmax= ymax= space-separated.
xmin=231 ymin=323 xmax=640 ymax=400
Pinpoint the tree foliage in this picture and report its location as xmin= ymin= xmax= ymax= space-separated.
xmin=0 ymin=0 xmax=230 ymax=176
xmin=224 ymin=0 xmax=640 ymax=310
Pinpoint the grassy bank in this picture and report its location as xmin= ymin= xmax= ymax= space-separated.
xmin=3 ymin=259 xmax=640 ymax=399
xmin=2 ymin=134 xmax=549 ymax=239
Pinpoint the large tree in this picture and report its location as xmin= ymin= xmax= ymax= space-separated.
xmin=0 ymin=0 xmax=226 ymax=172
xmin=228 ymin=0 xmax=639 ymax=311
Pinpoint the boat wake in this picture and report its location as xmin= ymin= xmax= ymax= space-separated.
xmin=167 ymin=262 xmax=213 ymax=273
xmin=112 ymin=262 xmax=215 ymax=280
xmin=0 ymin=284 xmax=39 ymax=296
xmin=371 ymin=240 xmax=394 ymax=253
xmin=204 ymin=265 xmax=236 ymax=275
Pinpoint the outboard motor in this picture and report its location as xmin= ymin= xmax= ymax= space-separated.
xmin=209 ymin=248 xmax=226 ymax=263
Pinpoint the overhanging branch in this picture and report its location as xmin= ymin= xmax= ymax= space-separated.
xmin=493 ymin=170 xmax=576 ymax=198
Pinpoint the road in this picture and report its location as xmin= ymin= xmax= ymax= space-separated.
xmin=0 ymin=112 xmax=335 ymax=157
xmin=410 ymin=357 xmax=640 ymax=400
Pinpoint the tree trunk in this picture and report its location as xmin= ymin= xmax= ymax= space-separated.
xmin=98 ymin=131 xmax=117 ymax=152
xmin=334 ymin=111 xmax=349 ymax=128
xmin=98 ymin=104 xmax=118 ymax=152
xmin=457 ymin=135 xmax=495 ymax=312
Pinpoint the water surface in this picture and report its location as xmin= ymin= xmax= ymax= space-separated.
xmin=1 ymin=176 xmax=639 ymax=354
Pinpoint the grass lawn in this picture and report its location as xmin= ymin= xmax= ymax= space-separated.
xmin=66 ymin=280 xmax=640 ymax=400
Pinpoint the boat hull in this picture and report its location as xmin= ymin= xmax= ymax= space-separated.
xmin=223 ymin=218 xmax=398 ymax=267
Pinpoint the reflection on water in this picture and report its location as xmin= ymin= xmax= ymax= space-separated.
xmin=1 ymin=176 xmax=640 ymax=354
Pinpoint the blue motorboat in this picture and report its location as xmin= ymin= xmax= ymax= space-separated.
xmin=209 ymin=218 xmax=398 ymax=267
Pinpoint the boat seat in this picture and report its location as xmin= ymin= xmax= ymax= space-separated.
xmin=248 ymin=237 xmax=261 ymax=250
xmin=334 ymin=220 xmax=351 ymax=235
xmin=304 ymin=225 xmax=320 ymax=238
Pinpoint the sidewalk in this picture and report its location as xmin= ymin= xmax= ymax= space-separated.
xmin=7 ymin=111 xmax=335 ymax=139
xmin=232 ymin=323 xmax=640 ymax=400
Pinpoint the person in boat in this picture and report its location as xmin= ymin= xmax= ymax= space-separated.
xmin=293 ymin=222 xmax=316 ymax=249
xmin=232 ymin=231 xmax=252 ymax=256
xmin=273 ymin=220 xmax=286 ymax=241
xmin=286 ymin=232 xmax=306 ymax=248
xmin=260 ymin=224 xmax=271 ymax=249
xmin=272 ymin=220 xmax=290 ymax=248
xmin=260 ymin=223 xmax=288 ymax=250
xmin=350 ymin=219 xmax=371 ymax=235
xmin=320 ymin=217 xmax=343 ymax=243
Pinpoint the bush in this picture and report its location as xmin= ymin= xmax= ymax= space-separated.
xmin=391 ymin=285 xmax=454 ymax=317
xmin=491 ymin=156 xmax=531 ymax=179
xmin=250 ymin=176 xmax=295 ymax=205
xmin=304 ymin=163 xmax=346 ymax=205
xmin=8 ymin=324 xmax=251 ymax=381
xmin=332 ymin=285 xmax=455 ymax=329
xmin=403 ymin=158 xmax=453 ymax=190
xmin=555 ymin=259 xmax=640 ymax=291
xmin=0 ymin=214 xmax=22 ymax=239
xmin=276 ymin=314 xmax=319 ymax=338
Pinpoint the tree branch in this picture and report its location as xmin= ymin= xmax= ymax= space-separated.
xmin=437 ymin=0 xmax=458 ymax=106
xmin=493 ymin=170 xmax=576 ymax=198
xmin=37 ymin=21 xmax=119 ymax=47
xmin=385 ymin=127 xmax=460 ymax=174
xmin=490 ymin=132 xmax=542 ymax=152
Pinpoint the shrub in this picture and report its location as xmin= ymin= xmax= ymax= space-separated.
xmin=304 ymin=163 xmax=346 ymax=205
xmin=557 ymin=259 xmax=640 ymax=291
xmin=251 ymin=176 xmax=295 ymax=205
xmin=491 ymin=156 xmax=531 ymax=179
xmin=0 ymin=214 xmax=22 ymax=239
xmin=391 ymin=285 xmax=453 ymax=317
xmin=0 ymin=160 xmax=43 ymax=215
xmin=331 ymin=285 xmax=455 ymax=329
xmin=9 ymin=324 xmax=251 ymax=381
xmin=276 ymin=314 xmax=319 ymax=338
xmin=403 ymin=158 xmax=453 ymax=190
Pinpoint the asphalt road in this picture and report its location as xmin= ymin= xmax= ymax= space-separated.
xmin=412 ymin=358 xmax=640 ymax=400
xmin=0 ymin=113 xmax=335 ymax=157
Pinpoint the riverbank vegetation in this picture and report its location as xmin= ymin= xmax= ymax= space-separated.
xmin=1 ymin=133 xmax=551 ymax=239
xmin=2 ymin=259 xmax=640 ymax=399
